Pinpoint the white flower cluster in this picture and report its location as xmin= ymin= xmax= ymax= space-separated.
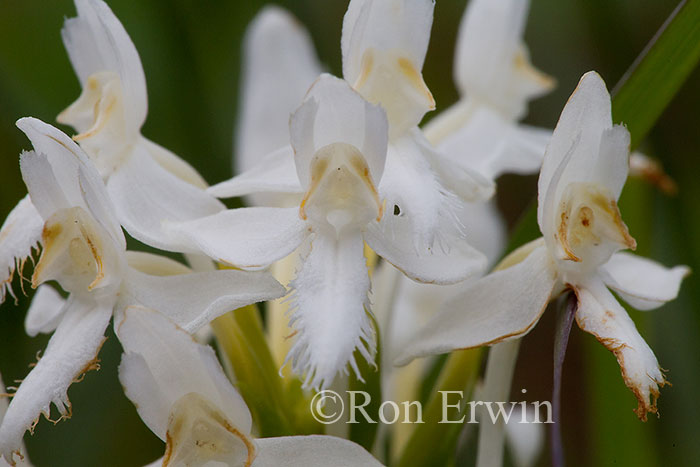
xmin=0 ymin=0 xmax=689 ymax=466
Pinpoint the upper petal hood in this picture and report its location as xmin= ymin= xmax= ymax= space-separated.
xmin=342 ymin=0 xmax=436 ymax=136
xmin=236 ymin=6 xmax=322 ymax=175
xmin=16 ymin=118 xmax=125 ymax=249
xmin=61 ymin=0 xmax=147 ymax=134
xmin=454 ymin=0 xmax=553 ymax=120
xmin=291 ymin=74 xmax=388 ymax=189
xmin=117 ymin=307 xmax=253 ymax=451
xmin=538 ymin=72 xmax=629 ymax=236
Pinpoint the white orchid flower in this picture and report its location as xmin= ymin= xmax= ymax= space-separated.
xmin=424 ymin=0 xmax=555 ymax=181
xmin=55 ymin=0 xmax=224 ymax=253
xmin=398 ymin=72 xmax=689 ymax=420
xmin=213 ymin=0 xmax=492 ymax=253
xmin=117 ymin=306 xmax=383 ymax=467
xmin=0 ymin=119 xmax=284 ymax=464
xmin=172 ymin=75 xmax=485 ymax=389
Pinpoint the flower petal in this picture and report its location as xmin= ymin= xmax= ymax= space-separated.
xmin=25 ymin=285 xmax=67 ymax=337
xmin=17 ymin=118 xmax=88 ymax=213
xmin=0 ymin=376 xmax=30 ymax=467
xmin=140 ymin=137 xmax=208 ymax=189
xmin=427 ymin=105 xmax=549 ymax=180
xmin=0 ymin=296 xmax=112 ymax=463
xmin=124 ymin=267 xmax=285 ymax=332
xmin=537 ymin=72 xmax=628 ymax=240
xmin=411 ymin=128 xmax=495 ymax=202
xmin=236 ymin=6 xmax=322 ymax=175
xmin=290 ymin=74 xmax=388 ymax=188
xmin=454 ymin=0 xmax=553 ymax=119
xmin=573 ymin=278 xmax=666 ymax=420
xmin=106 ymin=143 xmax=224 ymax=252
xmin=62 ymin=0 xmax=147 ymax=133
xmin=364 ymin=214 xmax=487 ymax=285
xmin=600 ymin=252 xmax=689 ymax=311
xmin=395 ymin=244 xmax=556 ymax=366
xmin=208 ymin=146 xmax=303 ymax=199
xmin=168 ymin=207 xmax=308 ymax=270
xmin=342 ymin=0 xmax=435 ymax=135
xmin=117 ymin=306 xmax=252 ymax=440
xmin=286 ymin=228 xmax=374 ymax=390
xmin=0 ymin=195 xmax=43 ymax=303
xmin=254 ymin=435 xmax=383 ymax=466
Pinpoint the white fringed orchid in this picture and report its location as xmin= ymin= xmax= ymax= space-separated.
xmin=398 ymin=72 xmax=689 ymax=420
xmin=424 ymin=0 xmax=555 ymax=181
xmin=117 ymin=306 xmax=383 ymax=467
xmin=0 ymin=119 xmax=284 ymax=464
xmin=213 ymin=0 xmax=493 ymax=252
xmin=56 ymin=0 xmax=225 ymax=252
xmin=171 ymin=75 xmax=485 ymax=389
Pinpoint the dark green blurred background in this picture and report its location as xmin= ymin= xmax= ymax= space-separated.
xmin=0 ymin=0 xmax=698 ymax=465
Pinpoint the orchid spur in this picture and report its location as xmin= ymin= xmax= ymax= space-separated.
xmin=0 ymin=119 xmax=284 ymax=464
xmin=117 ymin=306 xmax=383 ymax=467
xmin=398 ymin=72 xmax=689 ymax=420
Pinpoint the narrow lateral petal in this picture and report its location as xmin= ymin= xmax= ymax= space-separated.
xmin=286 ymin=228 xmax=374 ymax=390
xmin=395 ymin=245 xmax=556 ymax=366
xmin=25 ymin=285 xmax=67 ymax=337
xmin=574 ymin=278 xmax=666 ymax=420
xmin=209 ymin=146 xmax=303 ymax=199
xmin=0 ymin=195 xmax=43 ymax=303
xmin=62 ymin=0 xmax=147 ymax=132
xmin=167 ymin=207 xmax=308 ymax=270
xmin=117 ymin=306 xmax=252 ymax=440
xmin=0 ymin=296 xmax=112 ymax=464
xmin=254 ymin=435 xmax=383 ymax=467
xmin=365 ymin=214 xmax=487 ymax=285
xmin=236 ymin=6 xmax=322 ymax=174
xmin=124 ymin=268 xmax=285 ymax=332
xmin=601 ymin=252 xmax=689 ymax=311
xmin=107 ymin=144 xmax=224 ymax=252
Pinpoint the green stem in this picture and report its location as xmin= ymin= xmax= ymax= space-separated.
xmin=395 ymin=348 xmax=482 ymax=467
